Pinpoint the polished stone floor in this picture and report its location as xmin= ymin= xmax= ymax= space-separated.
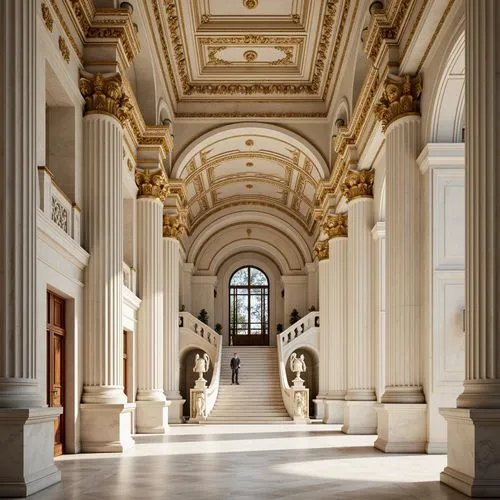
xmin=25 ymin=424 xmax=470 ymax=500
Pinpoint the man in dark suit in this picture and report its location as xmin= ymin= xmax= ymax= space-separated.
xmin=230 ymin=353 xmax=240 ymax=385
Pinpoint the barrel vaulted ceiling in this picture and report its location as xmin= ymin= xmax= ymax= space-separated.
xmin=147 ymin=0 xmax=354 ymax=117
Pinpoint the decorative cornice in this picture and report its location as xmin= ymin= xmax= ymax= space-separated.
xmin=313 ymin=240 xmax=329 ymax=261
xmin=79 ymin=72 xmax=133 ymax=125
xmin=163 ymin=215 xmax=186 ymax=239
xmin=59 ymin=36 xmax=70 ymax=63
xmin=374 ymin=73 xmax=422 ymax=131
xmin=341 ymin=169 xmax=375 ymax=202
xmin=42 ymin=3 xmax=54 ymax=32
xmin=135 ymin=168 xmax=169 ymax=201
xmin=323 ymin=213 xmax=348 ymax=238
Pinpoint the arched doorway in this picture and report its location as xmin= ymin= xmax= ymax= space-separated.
xmin=229 ymin=266 xmax=269 ymax=346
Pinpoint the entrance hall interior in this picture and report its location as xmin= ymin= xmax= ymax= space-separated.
xmin=0 ymin=0 xmax=499 ymax=498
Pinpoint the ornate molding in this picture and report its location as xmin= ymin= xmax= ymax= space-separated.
xmin=374 ymin=73 xmax=422 ymax=131
xmin=59 ymin=36 xmax=70 ymax=63
xmin=313 ymin=240 xmax=329 ymax=261
xmin=79 ymin=73 xmax=133 ymax=125
xmin=341 ymin=169 xmax=375 ymax=202
xmin=135 ymin=168 xmax=169 ymax=201
xmin=163 ymin=215 xmax=186 ymax=239
xmin=323 ymin=213 xmax=348 ymax=238
xmin=42 ymin=3 xmax=54 ymax=31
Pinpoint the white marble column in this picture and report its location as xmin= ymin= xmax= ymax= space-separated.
xmin=79 ymin=72 xmax=134 ymax=452
xmin=0 ymin=2 xmax=61 ymax=495
xmin=374 ymin=75 xmax=426 ymax=452
xmin=342 ymin=169 xmax=377 ymax=434
xmin=163 ymin=216 xmax=185 ymax=422
xmin=441 ymin=1 xmax=500 ymax=496
xmin=135 ymin=170 xmax=169 ymax=433
xmin=324 ymin=214 xmax=348 ymax=424
xmin=313 ymin=241 xmax=329 ymax=420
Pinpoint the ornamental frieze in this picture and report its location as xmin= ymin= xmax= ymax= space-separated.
xmin=341 ymin=168 xmax=375 ymax=202
xmin=135 ymin=168 xmax=169 ymax=201
xmin=79 ymin=72 xmax=132 ymax=125
xmin=323 ymin=213 xmax=348 ymax=239
xmin=374 ymin=73 xmax=422 ymax=131
xmin=313 ymin=240 xmax=329 ymax=261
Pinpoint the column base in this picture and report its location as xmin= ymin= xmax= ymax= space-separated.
xmin=324 ymin=400 xmax=345 ymax=424
xmin=167 ymin=399 xmax=186 ymax=424
xmin=426 ymin=441 xmax=447 ymax=454
xmin=374 ymin=403 xmax=427 ymax=453
xmin=312 ymin=399 xmax=325 ymax=420
xmin=440 ymin=408 xmax=500 ymax=497
xmin=136 ymin=401 xmax=170 ymax=434
xmin=0 ymin=407 xmax=62 ymax=498
xmin=80 ymin=403 xmax=135 ymax=452
xmin=342 ymin=401 xmax=377 ymax=434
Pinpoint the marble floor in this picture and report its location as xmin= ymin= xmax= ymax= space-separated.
xmin=23 ymin=424 xmax=471 ymax=500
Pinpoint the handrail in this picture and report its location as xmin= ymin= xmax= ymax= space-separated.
xmin=277 ymin=311 xmax=320 ymax=417
xmin=179 ymin=312 xmax=222 ymax=416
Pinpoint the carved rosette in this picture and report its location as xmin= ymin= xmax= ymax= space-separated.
xmin=341 ymin=168 xmax=375 ymax=202
xmin=374 ymin=73 xmax=422 ymax=131
xmin=313 ymin=240 xmax=329 ymax=261
xmin=135 ymin=168 xmax=169 ymax=201
xmin=323 ymin=213 xmax=348 ymax=239
xmin=163 ymin=215 xmax=186 ymax=240
xmin=79 ymin=73 xmax=132 ymax=125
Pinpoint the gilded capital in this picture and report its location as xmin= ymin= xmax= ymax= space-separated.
xmin=374 ymin=73 xmax=422 ymax=131
xmin=135 ymin=168 xmax=169 ymax=201
xmin=163 ymin=215 xmax=186 ymax=239
xmin=313 ymin=240 xmax=329 ymax=261
xmin=323 ymin=213 xmax=348 ymax=239
xmin=79 ymin=73 xmax=132 ymax=125
xmin=341 ymin=168 xmax=375 ymax=202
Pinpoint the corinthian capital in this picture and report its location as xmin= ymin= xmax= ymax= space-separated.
xmin=341 ymin=168 xmax=375 ymax=202
xmin=135 ymin=168 xmax=169 ymax=201
xmin=79 ymin=72 xmax=132 ymax=125
xmin=374 ymin=73 xmax=422 ymax=131
xmin=163 ymin=215 xmax=186 ymax=239
xmin=323 ymin=213 xmax=348 ymax=239
xmin=313 ymin=240 xmax=329 ymax=261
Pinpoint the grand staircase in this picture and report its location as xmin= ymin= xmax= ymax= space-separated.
xmin=207 ymin=346 xmax=291 ymax=423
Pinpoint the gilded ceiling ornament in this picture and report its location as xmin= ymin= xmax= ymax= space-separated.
xmin=243 ymin=0 xmax=258 ymax=9
xmin=42 ymin=3 xmax=53 ymax=32
xmin=163 ymin=215 xmax=186 ymax=239
xmin=245 ymin=184 xmax=254 ymax=189
xmin=201 ymin=14 xmax=209 ymax=23
xmin=323 ymin=213 xmax=348 ymax=238
xmin=270 ymin=46 xmax=294 ymax=66
xmin=246 ymin=162 xmax=254 ymax=167
xmin=243 ymin=50 xmax=258 ymax=63
xmin=58 ymin=36 xmax=70 ymax=63
xmin=135 ymin=168 xmax=169 ymax=201
xmin=341 ymin=168 xmax=375 ymax=202
xmin=79 ymin=72 xmax=133 ymax=125
xmin=313 ymin=240 xmax=329 ymax=261
xmin=245 ymin=139 xmax=254 ymax=147
xmin=374 ymin=73 xmax=422 ymax=131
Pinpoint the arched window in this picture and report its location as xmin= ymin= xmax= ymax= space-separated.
xmin=229 ymin=266 xmax=269 ymax=346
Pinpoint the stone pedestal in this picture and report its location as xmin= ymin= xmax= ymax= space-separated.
xmin=324 ymin=400 xmax=345 ymax=424
xmin=167 ymin=400 xmax=185 ymax=424
xmin=189 ymin=387 xmax=207 ymax=423
xmin=136 ymin=401 xmax=170 ymax=434
xmin=80 ymin=403 xmax=135 ymax=452
xmin=342 ymin=401 xmax=377 ymax=434
xmin=292 ymin=387 xmax=310 ymax=424
xmin=312 ymin=399 xmax=325 ymax=420
xmin=0 ymin=408 xmax=62 ymax=498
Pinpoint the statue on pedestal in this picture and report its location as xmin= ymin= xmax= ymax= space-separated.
xmin=193 ymin=393 xmax=206 ymax=419
xmin=193 ymin=353 xmax=210 ymax=387
xmin=290 ymin=352 xmax=307 ymax=386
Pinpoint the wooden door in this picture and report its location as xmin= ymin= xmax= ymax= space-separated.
xmin=47 ymin=292 xmax=65 ymax=457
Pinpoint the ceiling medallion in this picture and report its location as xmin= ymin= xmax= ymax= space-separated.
xmin=243 ymin=0 xmax=258 ymax=9
xmin=243 ymin=50 xmax=258 ymax=63
xmin=246 ymin=162 xmax=254 ymax=167
xmin=245 ymin=139 xmax=254 ymax=147
xmin=246 ymin=184 xmax=254 ymax=189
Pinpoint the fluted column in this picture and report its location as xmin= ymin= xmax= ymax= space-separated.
xmin=313 ymin=240 xmax=329 ymax=420
xmin=324 ymin=214 xmax=348 ymax=424
xmin=163 ymin=215 xmax=185 ymax=422
xmin=79 ymin=72 xmax=134 ymax=452
xmin=440 ymin=2 xmax=500 ymax=496
xmin=373 ymin=73 xmax=427 ymax=453
xmin=135 ymin=169 xmax=169 ymax=433
xmin=0 ymin=2 xmax=62 ymax=495
xmin=342 ymin=169 xmax=377 ymax=434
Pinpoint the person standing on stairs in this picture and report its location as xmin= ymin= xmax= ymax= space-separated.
xmin=230 ymin=353 xmax=240 ymax=385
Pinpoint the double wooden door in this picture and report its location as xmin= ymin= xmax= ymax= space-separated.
xmin=47 ymin=291 xmax=65 ymax=456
